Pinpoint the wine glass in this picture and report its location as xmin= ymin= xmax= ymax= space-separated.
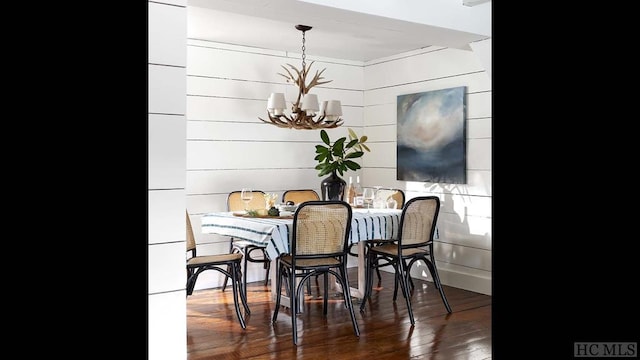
xmin=372 ymin=186 xmax=382 ymax=208
xmin=241 ymin=188 xmax=253 ymax=212
xmin=362 ymin=187 xmax=375 ymax=212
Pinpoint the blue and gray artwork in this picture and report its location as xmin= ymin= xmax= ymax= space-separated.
xmin=397 ymin=87 xmax=466 ymax=183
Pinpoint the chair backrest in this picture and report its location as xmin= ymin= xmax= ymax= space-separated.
xmin=282 ymin=189 xmax=320 ymax=205
xmin=227 ymin=190 xmax=267 ymax=212
xmin=291 ymin=201 xmax=352 ymax=258
xmin=398 ymin=196 xmax=440 ymax=247
xmin=368 ymin=187 xmax=406 ymax=209
xmin=186 ymin=210 xmax=196 ymax=253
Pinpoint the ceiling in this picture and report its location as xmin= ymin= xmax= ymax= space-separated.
xmin=187 ymin=0 xmax=492 ymax=62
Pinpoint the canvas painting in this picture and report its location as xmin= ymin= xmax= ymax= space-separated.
xmin=397 ymin=86 xmax=466 ymax=183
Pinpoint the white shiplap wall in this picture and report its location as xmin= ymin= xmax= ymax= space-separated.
xmin=363 ymin=44 xmax=492 ymax=295
xmin=186 ymin=39 xmax=365 ymax=290
xmin=186 ymin=39 xmax=492 ymax=295
xmin=148 ymin=1 xmax=187 ymax=360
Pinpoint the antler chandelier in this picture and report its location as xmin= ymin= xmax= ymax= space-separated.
xmin=259 ymin=25 xmax=344 ymax=130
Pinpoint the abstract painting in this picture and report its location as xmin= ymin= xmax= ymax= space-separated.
xmin=397 ymin=86 xmax=466 ymax=183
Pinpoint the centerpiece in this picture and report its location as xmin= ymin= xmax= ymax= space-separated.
xmin=314 ymin=128 xmax=370 ymax=200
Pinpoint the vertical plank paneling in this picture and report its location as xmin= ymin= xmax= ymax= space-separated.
xmin=148 ymin=2 xmax=186 ymax=66
xmin=149 ymin=114 xmax=187 ymax=189
xmin=148 ymin=1 xmax=187 ymax=359
xmin=149 ymin=65 xmax=187 ymax=115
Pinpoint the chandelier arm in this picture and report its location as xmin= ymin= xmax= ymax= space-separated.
xmin=260 ymin=112 xmax=294 ymax=126
xmin=305 ymin=67 xmax=330 ymax=93
xmin=260 ymin=110 xmax=342 ymax=130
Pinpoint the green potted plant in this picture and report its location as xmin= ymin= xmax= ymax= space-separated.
xmin=314 ymin=128 xmax=370 ymax=200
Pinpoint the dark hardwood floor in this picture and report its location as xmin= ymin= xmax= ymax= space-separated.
xmin=187 ymin=268 xmax=491 ymax=359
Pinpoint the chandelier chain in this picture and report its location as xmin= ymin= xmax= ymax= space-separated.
xmin=301 ymin=30 xmax=306 ymax=71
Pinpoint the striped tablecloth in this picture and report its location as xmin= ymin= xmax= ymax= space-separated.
xmin=201 ymin=208 xmax=402 ymax=260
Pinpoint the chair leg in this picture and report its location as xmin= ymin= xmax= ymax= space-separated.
xmin=375 ymin=265 xmax=382 ymax=285
xmin=242 ymin=252 xmax=249 ymax=298
xmin=367 ymin=243 xmax=378 ymax=285
xmin=304 ymin=270 xmax=312 ymax=296
xmin=290 ymin=266 xmax=298 ymax=345
xmin=322 ymin=272 xmax=328 ymax=316
xmin=360 ymin=250 xmax=374 ymax=312
xmin=425 ymin=255 xmax=452 ymax=313
xmin=186 ymin=270 xmax=198 ymax=296
xmin=263 ymin=252 xmax=270 ymax=286
xmin=392 ymin=263 xmax=400 ymax=301
xmin=336 ymin=266 xmax=360 ymax=338
xmin=392 ymin=258 xmax=415 ymax=298
xmin=283 ymin=268 xmax=291 ymax=297
xmin=397 ymin=261 xmax=415 ymax=325
xmin=236 ymin=262 xmax=251 ymax=315
xmin=222 ymin=265 xmax=230 ymax=292
xmin=272 ymin=262 xmax=283 ymax=323
xmin=406 ymin=258 xmax=415 ymax=291
xmin=222 ymin=239 xmax=237 ymax=292
xmin=428 ymin=251 xmax=443 ymax=288
xmin=230 ymin=262 xmax=247 ymax=329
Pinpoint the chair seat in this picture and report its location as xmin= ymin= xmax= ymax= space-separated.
xmin=279 ymin=255 xmax=341 ymax=268
xmin=371 ymin=243 xmax=430 ymax=257
xmin=187 ymin=253 xmax=242 ymax=267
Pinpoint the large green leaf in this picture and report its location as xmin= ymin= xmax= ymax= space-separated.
xmin=344 ymin=160 xmax=361 ymax=171
xmin=320 ymin=130 xmax=330 ymax=145
xmin=345 ymin=139 xmax=358 ymax=149
xmin=345 ymin=151 xmax=364 ymax=159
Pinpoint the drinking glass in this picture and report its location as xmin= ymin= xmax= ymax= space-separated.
xmin=363 ymin=187 xmax=375 ymax=212
xmin=372 ymin=186 xmax=383 ymax=208
xmin=241 ymin=188 xmax=253 ymax=212
xmin=386 ymin=198 xmax=398 ymax=209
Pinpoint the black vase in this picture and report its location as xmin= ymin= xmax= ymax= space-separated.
xmin=320 ymin=170 xmax=347 ymax=201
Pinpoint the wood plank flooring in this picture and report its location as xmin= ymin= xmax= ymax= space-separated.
xmin=187 ymin=269 xmax=491 ymax=360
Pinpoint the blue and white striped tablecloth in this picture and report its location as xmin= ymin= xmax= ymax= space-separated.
xmin=201 ymin=209 xmax=402 ymax=260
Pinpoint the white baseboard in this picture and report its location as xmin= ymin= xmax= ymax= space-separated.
xmin=431 ymin=267 xmax=491 ymax=296
xmin=384 ymin=265 xmax=492 ymax=296
xmin=195 ymin=260 xmax=492 ymax=297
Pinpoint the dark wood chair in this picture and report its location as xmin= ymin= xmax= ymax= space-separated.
xmin=282 ymin=189 xmax=320 ymax=205
xmin=348 ymin=188 xmax=406 ymax=284
xmin=359 ymin=196 xmax=452 ymax=325
xmin=222 ymin=190 xmax=270 ymax=296
xmin=186 ymin=211 xmax=250 ymax=328
xmin=272 ymin=201 xmax=360 ymax=345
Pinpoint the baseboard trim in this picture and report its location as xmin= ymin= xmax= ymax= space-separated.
xmin=396 ymin=266 xmax=492 ymax=296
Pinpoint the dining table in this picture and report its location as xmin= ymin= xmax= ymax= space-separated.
xmin=201 ymin=207 xmax=403 ymax=309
